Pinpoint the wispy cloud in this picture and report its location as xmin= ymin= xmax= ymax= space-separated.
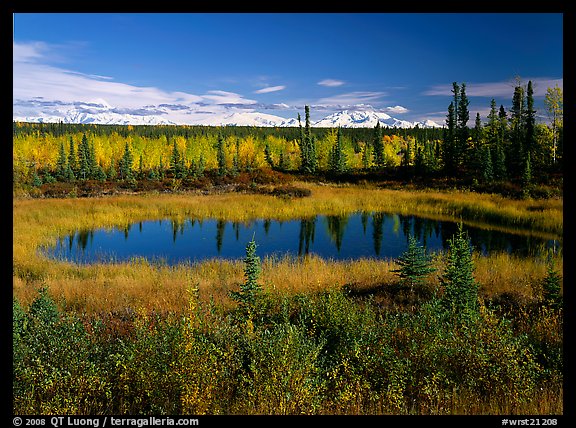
xmin=318 ymin=79 xmax=345 ymax=87
xmin=254 ymin=85 xmax=286 ymax=94
xmin=13 ymin=41 xmax=266 ymax=122
xmin=423 ymin=78 xmax=563 ymax=97
xmin=201 ymin=90 xmax=257 ymax=105
xmin=316 ymin=91 xmax=387 ymax=107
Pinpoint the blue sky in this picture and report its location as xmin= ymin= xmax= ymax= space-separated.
xmin=13 ymin=13 xmax=563 ymax=125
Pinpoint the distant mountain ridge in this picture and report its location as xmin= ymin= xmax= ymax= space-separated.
xmin=13 ymin=106 xmax=443 ymax=128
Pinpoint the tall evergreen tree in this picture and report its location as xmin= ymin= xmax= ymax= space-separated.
xmin=329 ymin=127 xmax=347 ymax=174
xmin=361 ymin=142 xmax=372 ymax=170
xmin=264 ymin=142 xmax=274 ymax=168
xmin=88 ymin=141 xmax=98 ymax=179
xmin=457 ymin=83 xmax=470 ymax=166
xmin=138 ymin=154 xmax=145 ymax=180
xmin=170 ymin=140 xmax=182 ymax=178
xmin=524 ymin=80 xmax=536 ymax=158
xmin=106 ymin=162 xmax=116 ymax=182
xmin=440 ymin=224 xmax=479 ymax=321
xmin=492 ymin=142 xmax=507 ymax=181
xmin=77 ymin=133 xmax=90 ymax=181
xmin=486 ymin=99 xmax=499 ymax=147
xmin=118 ymin=142 xmax=134 ymax=181
xmin=480 ymin=145 xmax=493 ymax=183
xmin=299 ymin=105 xmax=318 ymax=174
xmin=509 ymin=82 xmax=526 ymax=177
xmin=56 ymin=141 xmax=68 ymax=181
xmin=67 ymin=137 xmax=77 ymax=174
xmin=468 ymin=112 xmax=484 ymax=174
xmin=372 ymin=121 xmax=385 ymax=169
xmin=232 ymin=139 xmax=241 ymax=175
xmin=158 ymin=155 xmax=165 ymax=180
xmin=443 ymin=101 xmax=457 ymax=175
xmin=216 ymin=134 xmax=227 ymax=176
xmin=278 ymin=150 xmax=290 ymax=172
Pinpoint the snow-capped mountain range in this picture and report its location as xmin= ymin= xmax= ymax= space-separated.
xmin=13 ymin=107 xmax=442 ymax=129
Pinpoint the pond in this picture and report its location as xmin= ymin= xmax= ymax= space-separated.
xmin=44 ymin=212 xmax=561 ymax=265
xmin=43 ymin=212 xmax=561 ymax=265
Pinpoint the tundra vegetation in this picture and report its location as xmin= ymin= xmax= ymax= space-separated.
xmin=13 ymin=81 xmax=563 ymax=415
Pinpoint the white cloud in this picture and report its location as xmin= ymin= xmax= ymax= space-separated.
xmin=254 ymin=85 xmax=286 ymax=94
xmin=13 ymin=41 xmax=266 ymax=122
xmin=13 ymin=42 xmax=204 ymax=108
xmin=424 ymin=78 xmax=563 ymax=97
xmin=316 ymin=91 xmax=387 ymax=107
xmin=383 ymin=105 xmax=408 ymax=114
xmin=318 ymin=79 xmax=345 ymax=87
xmin=201 ymin=90 xmax=257 ymax=105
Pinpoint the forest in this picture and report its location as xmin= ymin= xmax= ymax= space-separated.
xmin=13 ymin=81 xmax=563 ymax=200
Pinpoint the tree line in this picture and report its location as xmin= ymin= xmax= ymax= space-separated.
xmin=13 ymin=80 xmax=562 ymax=193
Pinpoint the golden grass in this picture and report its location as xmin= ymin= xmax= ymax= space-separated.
xmin=13 ymin=183 xmax=563 ymax=313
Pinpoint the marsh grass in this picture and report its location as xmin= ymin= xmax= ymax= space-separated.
xmin=13 ymin=183 xmax=562 ymax=313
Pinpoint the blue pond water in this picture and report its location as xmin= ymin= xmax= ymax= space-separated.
xmin=44 ymin=212 xmax=560 ymax=265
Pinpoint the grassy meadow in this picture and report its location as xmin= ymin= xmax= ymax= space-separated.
xmin=13 ymin=181 xmax=564 ymax=415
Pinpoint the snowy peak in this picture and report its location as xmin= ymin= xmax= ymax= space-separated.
xmin=13 ymin=106 xmax=443 ymax=128
xmin=312 ymin=109 xmax=441 ymax=128
xmin=313 ymin=110 xmax=392 ymax=128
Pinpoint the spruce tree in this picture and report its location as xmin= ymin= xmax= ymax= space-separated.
xmin=232 ymin=139 xmax=240 ymax=175
xmin=77 ymin=133 xmax=90 ymax=181
xmin=95 ymin=164 xmax=107 ymax=182
xmin=158 ymin=155 xmax=165 ymax=180
xmin=170 ymin=140 xmax=182 ymax=178
xmin=486 ymin=99 xmax=499 ymax=147
xmin=65 ymin=163 xmax=76 ymax=182
xmin=392 ymin=234 xmax=436 ymax=292
xmin=67 ymin=137 xmax=77 ymax=174
xmin=118 ymin=142 xmax=134 ymax=181
xmin=278 ymin=150 xmax=290 ymax=172
xmin=481 ymin=145 xmax=493 ymax=183
xmin=372 ymin=121 xmax=385 ymax=169
xmin=444 ymin=101 xmax=457 ymax=175
xmin=414 ymin=146 xmax=426 ymax=176
xmin=196 ymin=154 xmax=206 ymax=178
xmin=88 ymin=141 xmax=98 ymax=179
xmin=524 ymin=80 xmax=536 ymax=163
xmin=509 ymin=83 xmax=526 ymax=177
xmin=56 ymin=141 xmax=68 ymax=181
xmin=299 ymin=106 xmax=317 ymax=174
xmin=138 ymin=154 xmax=145 ymax=180
xmin=361 ymin=142 xmax=372 ymax=170
xmin=456 ymin=83 xmax=470 ymax=168
xmin=107 ymin=162 xmax=116 ymax=182
xmin=440 ymin=224 xmax=479 ymax=321
xmin=492 ymin=143 xmax=507 ymax=181
xmin=31 ymin=170 xmax=42 ymax=187
xmin=402 ymin=139 xmax=413 ymax=170
xmin=216 ymin=134 xmax=227 ymax=176
xmin=329 ymin=127 xmax=347 ymax=174
xmin=541 ymin=250 xmax=562 ymax=308
xmin=230 ymin=235 xmax=262 ymax=320
xmin=264 ymin=142 xmax=275 ymax=168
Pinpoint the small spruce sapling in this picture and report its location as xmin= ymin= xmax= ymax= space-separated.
xmin=392 ymin=234 xmax=436 ymax=293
